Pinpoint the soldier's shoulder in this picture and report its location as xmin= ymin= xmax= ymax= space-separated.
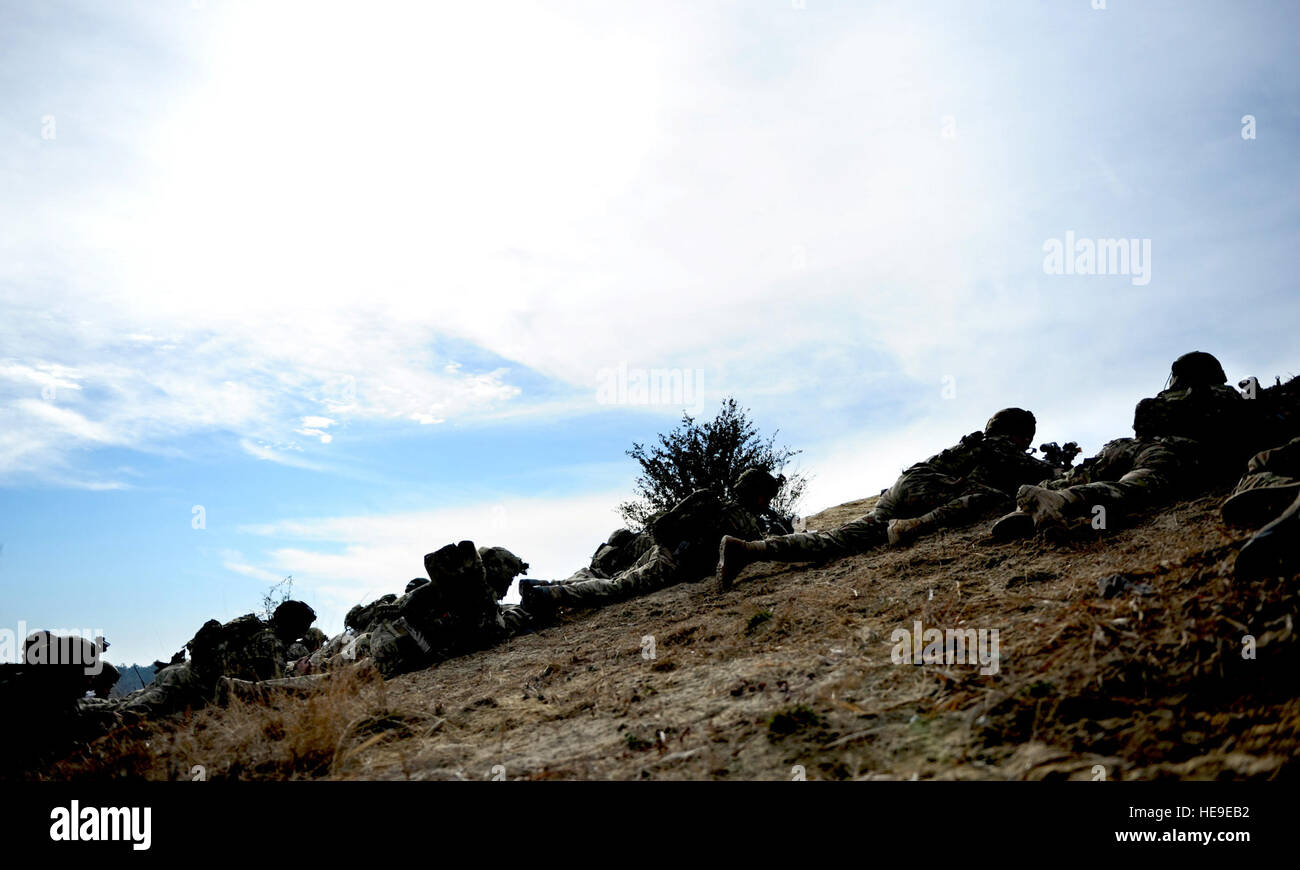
xmin=981 ymin=433 xmax=1024 ymax=452
xmin=1211 ymin=384 xmax=1246 ymax=402
xmin=938 ymin=431 xmax=986 ymax=455
xmin=1099 ymin=436 xmax=1138 ymax=452
xmin=1156 ymin=385 xmax=1243 ymax=403
xmin=225 ymin=613 xmax=267 ymax=631
xmin=671 ymin=488 xmax=724 ymax=512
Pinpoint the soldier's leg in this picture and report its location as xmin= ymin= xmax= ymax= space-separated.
xmin=716 ymin=468 xmax=970 ymax=587
xmin=216 ymin=673 xmax=333 ymax=705
xmin=1221 ymin=471 xmax=1300 ymax=528
xmin=1221 ymin=437 xmax=1300 ymax=528
xmin=887 ymin=485 xmax=1011 ymax=546
xmin=1059 ymin=440 xmax=1188 ymax=518
xmin=1007 ymin=440 xmax=1188 ymax=535
xmin=531 ymin=546 xmax=681 ymax=612
xmin=724 ymin=468 xmax=945 ymax=567
xmin=369 ymin=618 xmax=434 ymax=678
xmin=592 ymin=530 xmax=655 ymax=577
xmin=1235 ymin=490 xmax=1300 ymax=580
xmin=767 ymin=512 xmax=891 ymax=560
xmin=716 ymin=512 xmax=889 ymax=590
xmin=119 ymin=663 xmax=211 ymax=719
xmin=557 ymin=565 xmax=603 ymax=584
xmin=500 ymin=603 xmax=535 ymax=637
xmin=875 ymin=468 xmax=971 ymax=520
xmin=1248 ymin=436 xmax=1300 ymax=477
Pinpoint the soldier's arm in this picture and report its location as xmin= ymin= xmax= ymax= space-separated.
xmin=767 ymin=509 xmax=795 ymax=536
xmin=650 ymin=488 xmax=723 ymax=546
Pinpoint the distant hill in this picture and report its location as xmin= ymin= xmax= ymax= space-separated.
xmin=110 ymin=663 xmax=158 ymax=697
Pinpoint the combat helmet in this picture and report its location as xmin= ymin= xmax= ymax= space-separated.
xmin=270 ymin=600 xmax=317 ymax=642
xmin=1167 ymin=351 xmax=1227 ymax=391
xmin=734 ymin=468 xmax=783 ymax=502
xmin=478 ymin=546 xmax=529 ymax=599
xmin=984 ymin=408 xmax=1037 ymax=443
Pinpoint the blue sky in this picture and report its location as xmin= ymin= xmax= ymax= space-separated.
xmin=3 ymin=0 xmax=1298 ymax=665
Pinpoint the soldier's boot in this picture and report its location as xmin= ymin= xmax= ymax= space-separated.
xmin=1234 ymin=491 xmax=1300 ymax=580
xmin=1221 ymin=475 xmax=1300 ymax=528
xmin=993 ymin=486 xmax=1079 ymax=541
xmin=518 ymin=578 xmax=562 ymax=621
xmin=716 ymin=536 xmax=767 ymax=591
xmin=887 ymin=513 xmax=938 ymax=547
xmin=370 ymin=618 xmax=430 ymax=678
xmin=991 ymin=510 xmax=1035 ymax=541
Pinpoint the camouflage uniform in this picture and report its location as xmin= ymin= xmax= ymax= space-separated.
xmin=284 ymin=627 xmax=328 ymax=666
xmin=499 ymin=603 xmax=534 ymax=636
xmin=1221 ymin=436 xmax=1300 ymax=527
xmin=579 ymin=488 xmax=790 ymax=586
xmin=753 ymin=505 xmax=796 ymax=537
xmin=480 ymin=546 xmax=537 ymax=638
xmin=1232 ymin=436 xmax=1300 ymax=494
xmin=1 ymin=634 xmax=118 ymax=775
xmin=117 ymin=660 xmax=209 ymax=718
xmin=116 ymin=602 xmax=317 ymax=718
xmin=1232 ymin=437 xmax=1300 ymax=579
xmin=299 ymin=628 xmax=373 ymax=674
xmin=479 ymin=546 xmax=529 ymax=597
xmin=763 ymin=432 xmax=1056 ymax=562
xmin=590 ymin=526 xmax=658 ymax=578
xmin=542 ymin=489 xmax=771 ymax=608
xmin=346 ymin=595 xmax=399 ymax=633
xmin=1031 ymin=384 xmax=1247 ymax=522
xmin=308 ymin=544 xmax=535 ymax=679
xmin=549 ymin=529 xmax=652 ymax=588
xmin=193 ymin=614 xmax=295 ymax=681
xmin=369 ymin=542 xmax=536 ymax=677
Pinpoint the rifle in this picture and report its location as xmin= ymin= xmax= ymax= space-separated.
xmin=1037 ymin=441 xmax=1081 ymax=470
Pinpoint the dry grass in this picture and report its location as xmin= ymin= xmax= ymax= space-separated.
xmin=45 ymin=666 xmax=409 ymax=780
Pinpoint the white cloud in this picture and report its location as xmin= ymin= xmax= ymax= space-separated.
xmin=221 ymin=558 xmax=285 ymax=585
xmin=1 ymin=1 xmax=1294 ymax=491
xmin=3 ymin=3 xmax=1001 ymax=485
xmin=238 ymin=439 xmax=329 ymax=471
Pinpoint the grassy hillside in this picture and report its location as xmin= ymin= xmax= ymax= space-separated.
xmin=50 ymin=485 xmax=1299 ymax=780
